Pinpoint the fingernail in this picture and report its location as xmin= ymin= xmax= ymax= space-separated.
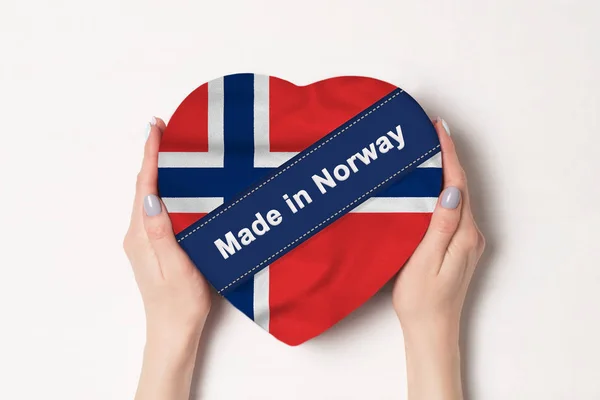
xmin=150 ymin=116 xmax=157 ymax=126
xmin=144 ymin=122 xmax=152 ymax=141
xmin=436 ymin=117 xmax=451 ymax=136
xmin=440 ymin=186 xmax=461 ymax=209
xmin=144 ymin=194 xmax=162 ymax=216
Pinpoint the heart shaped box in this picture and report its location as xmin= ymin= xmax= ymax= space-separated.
xmin=158 ymin=74 xmax=442 ymax=345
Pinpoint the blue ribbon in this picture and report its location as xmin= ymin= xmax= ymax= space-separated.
xmin=174 ymin=88 xmax=440 ymax=294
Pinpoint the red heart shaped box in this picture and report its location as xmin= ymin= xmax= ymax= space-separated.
xmin=158 ymin=74 xmax=442 ymax=345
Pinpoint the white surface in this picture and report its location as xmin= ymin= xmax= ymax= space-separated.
xmin=0 ymin=0 xmax=599 ymax=399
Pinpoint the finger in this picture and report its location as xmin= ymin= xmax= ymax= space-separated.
xmin=432 ymin=120 xmax=482 ymax=276
xmin=142 ymin=194 xmax=187 ymax=275
xmin=417 ymin=186 xmax=463 ymax=261
xmin=154 ymin=116 xmax=167 ymax=132
xmin=413 ymin=118 xmax=467 ymax=262
xmin=449 ymin=216 xmax=485 ymax=268
xmin=434 ymin=118 xmax=479 ymax=256
xmin=433 ymin=118 xmax=474 ymax=216
xmin=434 ymin=118 xmax=466 ymax=193
xmin=140 ymin=118 xmax=164 ymax=187
xmin=128 ymin=118 xmax=164 ymax=232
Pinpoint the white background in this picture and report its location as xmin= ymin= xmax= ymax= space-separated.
xmin=1 ymin=0 xmax=599 ymax=399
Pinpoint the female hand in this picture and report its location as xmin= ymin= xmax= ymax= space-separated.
xmin=392 ymin=118 xmax=485 ymax=400
xmin=123 ymin=118 xmax=211 ymax=400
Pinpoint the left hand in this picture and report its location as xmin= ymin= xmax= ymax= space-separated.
xmin=123 ymin=118 xmax=211 ymax=348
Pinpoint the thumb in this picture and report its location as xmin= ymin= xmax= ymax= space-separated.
xmin=419 ymin=186 xmax=462 ymax=258
xmin=143 ymin=194 xmax=186 ymax=271
xmin=412 ymin=117 xmax=466 ymax=268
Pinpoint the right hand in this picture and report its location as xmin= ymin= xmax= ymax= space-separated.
xmin=392 ymin=118 xmax=485 ymax=400
xmin=392 ymin=118 xmax=485 ymax=337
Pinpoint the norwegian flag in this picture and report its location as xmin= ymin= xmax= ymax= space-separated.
xmin=158 ymin=74 xmax=442 ymax=345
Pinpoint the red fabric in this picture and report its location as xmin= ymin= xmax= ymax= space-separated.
xmin=269 ymin=213 xmax=431 ymax=345
xmin=160 ymin=75 xmax=438 ymax=345
xmin=161 ymin=84 xmax=208 ymax=152
xmin=269 ymin=76 xmax=396 ymax=152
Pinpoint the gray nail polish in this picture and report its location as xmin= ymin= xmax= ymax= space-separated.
xmin=439 ymin=118 xmax=451 ymax=136
xmin=440 ymin=187 xmax=461 ymax=209
xmin=144 ymin=122 xmax=151 ymax=141
xmin=144 ymin=194 xmax=162 ymax=216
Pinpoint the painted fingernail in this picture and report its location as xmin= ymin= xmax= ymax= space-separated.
xmin=440 ymin=186 xmax=461 ymax=209
xmin=144 ymin=122 xmax=152 ymax=141
xmin=144 ymin=117 xmax=157 ymax=140
xmin=436 ymin=117 xmax=451 ymax=136
xmin=144 ymin=194 xmax=162 ymax=216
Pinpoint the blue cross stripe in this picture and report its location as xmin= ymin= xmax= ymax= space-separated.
xmin=157 ymin=73 xmax=442 ymax=321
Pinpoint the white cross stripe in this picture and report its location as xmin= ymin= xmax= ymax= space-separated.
xmin=350 ymin=197 xmax=437 ymax=213
xmin=162 ymin=196 xmax=438 ymax=215
xmin=253 ymin=267 xmax=270 ymax=331
xmin=162 ymin=197 xmax=224 ymax=213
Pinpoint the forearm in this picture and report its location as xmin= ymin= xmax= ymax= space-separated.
xmin=403 ymin=322 xmax=463 ymax=400
xmin=135 ymin=331 xmax=202 ymax=400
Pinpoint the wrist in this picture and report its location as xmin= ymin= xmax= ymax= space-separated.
xmin=135 ymin=325 xmax=204 ymax=400
xmin=402 ymin=317 xmax=459 ymax=350
xmin=402 ymin=319 xmax=463 ymax=400
xmin=403 ymin=327 xmax=460 ymax=370
xmin=398 ymin=308 xmax=460 ymax=344
xmin=143 ymin=332 xmax=201 ymax=375
xmin=145 ymin=320 xmax=205 ymax=364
